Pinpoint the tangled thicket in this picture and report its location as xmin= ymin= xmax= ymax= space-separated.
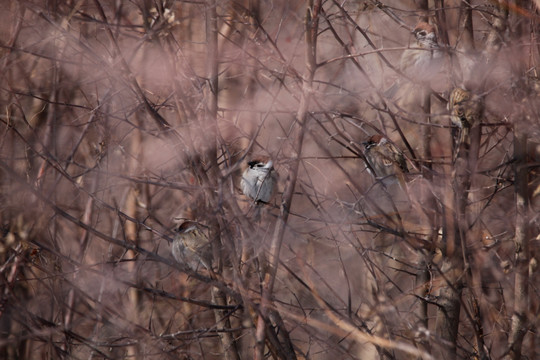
xmin=0 ymin=1 xmax=539 ymax=359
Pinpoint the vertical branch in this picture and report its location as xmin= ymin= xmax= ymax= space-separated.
xmin=458 ymin=0 xmax=475 ymax=52
xmin=434 ymin=0 xmax=450 ymax=46
xmin=436 ymin=172 xmax=466 ymax=360
xmin=124 ymin=113 xmax=143 ymax=360
xmin=62 ymin=178 xmax=99 ymax=355
xmin=254 ymin=1 xmax=321 ymax=359
xmin=204 ymin=0 xmax=220 ymax=273
xmin=435 ymin=277 xmax=462 ymax=359
xmin=467 ymin=121 xmax=488 ymax=359
xmin=505 ymin=132 xmax=530 ymax=360
xmin=0 ymin=244 xmax=24 ymax=357
xmin=436 ymin=100 xmax=476 ymax=359
xmin=206 ymin=0 xmax=218 ymax=121
xmin=464 ymin=116 xmax=487 ymax=359
xmin=414 ymin=256 xmax=430 ymax=350
xmin=414 ymin=0 xmax=429 ymax=22
xmin=421 ymin=91 xmax=432 ymax=177
xmin=416 ymin=1 xmax=436 ymax=343
xmin=205 ymin=2 xmax=240 ymax=359
xmin=438 ymin=124 xmax=463 ymax=360
xmin=438 ymin=88 xmax=483 ymax=358
xmin=211 ymin=287 xmax=240 ymax=360
xmin=416 ymin=85 xmax=434 ymax=353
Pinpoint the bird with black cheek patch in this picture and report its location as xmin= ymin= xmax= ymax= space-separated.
xmin=386 ymin=21 xmax=443 ymax=99
xmin=400 ymin=21 xmax=442 ymax=80
xmin=240 ymin=157 xmax=277 ymax=204
xmin=363 ymin=135 xmax=409 ymax=188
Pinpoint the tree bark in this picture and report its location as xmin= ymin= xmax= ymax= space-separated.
xmin=505 ymin=132 xmax=530 ymax=360
xmin=253 ymin=1 xmax=321 ymax=359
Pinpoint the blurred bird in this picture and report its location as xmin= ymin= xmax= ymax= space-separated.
xmin=172 ymin=221 xmax=213 ymax=271
xmin=400 ymin=22 xmax=442 ymax=79
xmin=448 ymin=87 xmax=484 ymax=155
xmin=240 ymin=157 xmax=277 ymax=204
xmin=363 ymin=135 xmax=409 ymax=187
xmin=386 ymin=22 xmax=443 ymax=99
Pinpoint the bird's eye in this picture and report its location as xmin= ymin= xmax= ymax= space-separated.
xmin=417 ymin=30 xmax=427 ymax=37
xmin=255 ymin=163 xmax=265 ymax=168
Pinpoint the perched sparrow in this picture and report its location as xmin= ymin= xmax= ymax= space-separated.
xmin=400 ymin=22 xmax=442 ymax=79
xmin=448 ymin=87 xmax=483 ymax=129
xmin=172 ymin=221 xmax=213 ymax=271
xmin=385 ymin=22 xmax=442 ymax=98
xmin=448 ymin=87 xmax=484 ymax=154
xmin=240 ymin=157 xmax=277 ymax=204
xmin=363 ymin=135 xmax=409 ymax=184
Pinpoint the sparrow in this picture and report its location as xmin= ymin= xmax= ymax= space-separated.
xmin=386 ymin=22 xmax=443 ymax=99
xmin=362 ymin=135 xmax=409 ymax=184
xmin=240 ymin=157 xmax=277 ymax=204
xmin=400 ymin=22 xmax=442 ymax=79
xmin=171 ymin=221 xmax=213 ymax=271
xmin=448 ymin=87 xmax=483 ymax=129
xmin=448 ymin=87 xmax=484 ymax=155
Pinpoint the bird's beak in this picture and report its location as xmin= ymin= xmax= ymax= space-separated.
xmin=265 ymin=160 xmax=274 ymax=169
